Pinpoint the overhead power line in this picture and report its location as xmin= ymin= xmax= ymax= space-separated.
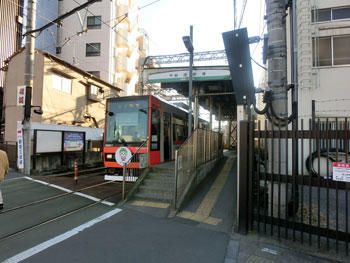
xmin=23 ymin=0 xmax=100 ymax=36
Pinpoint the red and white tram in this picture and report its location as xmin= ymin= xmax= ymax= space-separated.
xmin=103 ymin=95 xmax=204 ymax=172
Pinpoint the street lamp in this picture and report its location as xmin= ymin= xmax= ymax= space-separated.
xmin=182 ymin=25 xmax=194 ymax=137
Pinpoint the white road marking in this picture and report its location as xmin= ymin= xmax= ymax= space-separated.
xmin=3 ymin=208 xmax=122 ymax=263
xmin=23 ymin=177 xmax=115 ymax=206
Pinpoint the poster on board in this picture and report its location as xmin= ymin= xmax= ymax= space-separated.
xmin=63 ymin=131 xmax=84 ymax=152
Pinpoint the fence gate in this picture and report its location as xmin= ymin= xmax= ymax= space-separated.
xmin=239 ymin=118 xmax=350 ymax=256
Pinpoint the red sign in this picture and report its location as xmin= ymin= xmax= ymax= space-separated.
xmin=333 ymin=162 xmax=350 ymax=182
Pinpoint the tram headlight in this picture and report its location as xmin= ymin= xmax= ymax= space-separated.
xmin=106 ymin=153 xmax=113 ymax=160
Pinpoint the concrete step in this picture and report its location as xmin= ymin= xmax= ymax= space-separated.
xmin=143 ymin=177 xmax=174 ymax=188
xmin=150 ymin=166 xmax=174 ymax=174
xmin=134 ymin=191 xmax=173 ymax=202
xmin=147 ymin=172 xmax=174 ymax=180
xmin=139 ymin=185 xmax=173 ymax=195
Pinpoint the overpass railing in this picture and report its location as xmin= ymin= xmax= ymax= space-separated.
xmin=173 ymin=128 xmax=223 ymax=210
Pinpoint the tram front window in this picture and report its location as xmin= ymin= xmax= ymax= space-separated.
xmin=106 ymin=99 xmax=148 ymax=146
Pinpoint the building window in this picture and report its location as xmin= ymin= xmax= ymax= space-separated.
xmin=52 ymin=74 xmax=72 ymax=94
xmin=312 ymin=7 xmax=350 ymax=22
xmin=87 ymin=71 xmax=100 ymax=78
xmin=312 ymin=37 xmax=331 ymax=67
xmin=312 ymin=9 xmax=331 ymax=22
xmin=90 ymin=85 xmax=98 ymax=95
xmin=56 ymin=47 xmax=61 ymax=54
xmin=333 ymin=7 xmax=350 ymax=20
xmin=313 ymin=35 xmax=350 ymax=67
xmin=333 ymin=35 xmax=350 ymax=65
xmin=87 ymin=16 xmax=101 ymax=29
xmin=86 ymin=43 xmax=101 ymax=56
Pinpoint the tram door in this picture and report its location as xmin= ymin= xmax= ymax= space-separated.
xmin=163 ymin=113 xmax=171 ymax=161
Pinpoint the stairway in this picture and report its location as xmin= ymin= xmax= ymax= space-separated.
xmin=133 ymin=164 xmax=175 ymax=203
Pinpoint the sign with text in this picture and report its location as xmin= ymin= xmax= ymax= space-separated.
xmin=17 ymin=86 xmax=26 ymax=106
xmin=333 ymin=162 xmax=350 ymax=182
xmin=16 ymin=122 xmax=24 ymax=169
xmin=63 ymin=131 xmax=84 ymax=152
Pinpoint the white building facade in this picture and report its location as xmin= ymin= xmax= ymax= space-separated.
xmin=297 ymin=0 xmax=350 ymax=120
xmin=57 ymin=0 xmax=146 ymax=96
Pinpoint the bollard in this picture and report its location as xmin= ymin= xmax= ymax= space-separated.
xmin=74 ymin=160 xmax=78 ymax=184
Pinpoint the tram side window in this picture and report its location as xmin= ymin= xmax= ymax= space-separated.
xmin=151 ymin=109 xmax=160 ymax=151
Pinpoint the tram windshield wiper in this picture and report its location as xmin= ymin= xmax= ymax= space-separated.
xmin=139 ymin=109 xmax=147 ymax=115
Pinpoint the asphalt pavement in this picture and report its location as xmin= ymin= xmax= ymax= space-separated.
xmin=1 ymin=154 xmax=345 ymax=263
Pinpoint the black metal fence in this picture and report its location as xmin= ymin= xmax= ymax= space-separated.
xmin=239 ymin=118 xmax=350 ymax=256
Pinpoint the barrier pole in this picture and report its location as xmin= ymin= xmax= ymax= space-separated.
xmin=122 ymin=164 xmax=126 ymax=200
xmin=74 ymin=160 xmax=78 ymax=184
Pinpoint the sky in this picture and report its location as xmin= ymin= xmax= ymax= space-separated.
xmin=136 ymin=0 xmax=267 ymax=86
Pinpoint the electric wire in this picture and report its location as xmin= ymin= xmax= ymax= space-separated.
xmin=238 ymin=0 xmax=248 ymax=28
xmin=7 ymin=0 xmax=125 ymax=84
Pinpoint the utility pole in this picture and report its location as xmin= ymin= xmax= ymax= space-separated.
xmin=23 ymin=0 xmax=37 ymax=175
xmin=266 ymin=0 xmax=288 ymax=119
xmin=182 ymin=26 xmax=194 ymax=137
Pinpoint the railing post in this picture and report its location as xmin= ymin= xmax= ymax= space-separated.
xmin=173 ymin=150 xmax=179 ymax=210
xmin=237 ymin=120 xmax=250 ymax=234
xmin=122 ymin=164 xmax=126 ymax=200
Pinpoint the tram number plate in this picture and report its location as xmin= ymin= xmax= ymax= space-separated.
xmin=333 ymin=163 xmax=350 ymax=182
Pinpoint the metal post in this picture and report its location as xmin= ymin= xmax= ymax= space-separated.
xmin=218 ymin=104 xmax=222 ymax=133
xmin=188 ymin=25 xmax=194 ymax=137
xmin=228 ymin=120 xmax=232 ymax=149
xmin=74 ymin=160 xmax=78 ymax=184
xmin=122 ymin=164 xmax=126 ymax=200
xmin=173 ymin=150 xmax=178 ymax=210
xmin=23 ymin=0 xmax=37 ymax=175
xmin=194 ymin=86 xmax=199 ymax=130
xmin=209 ymin=96 xmax=213 ymax=130
xmin=237 ymin=120 xmax=249 ymax=234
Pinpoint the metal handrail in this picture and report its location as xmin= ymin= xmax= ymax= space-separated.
xmin=127 ymin=137 xmax=149 ymax=163
xmin=173 ymin=129 xmax=223 ymax=209
xmin=122 ymin=137 xmax=149 ymax=200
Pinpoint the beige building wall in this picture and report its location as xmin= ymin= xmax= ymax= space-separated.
xmin=4 ymin=50 xmax=119 ymax=143
xmin=297 ymin=0 xmax=350 ymax=120
xmin=4 ymin=51 xmax=44 ymax=143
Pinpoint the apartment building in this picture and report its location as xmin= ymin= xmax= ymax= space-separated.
xmin=297 ymin=0 xmax=350 ymax=119
xmin=57 ymin=0 xmax=146 ymax=96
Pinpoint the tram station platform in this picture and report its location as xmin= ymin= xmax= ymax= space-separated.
xmin=1 ymin=151 xmax=338 ymax=262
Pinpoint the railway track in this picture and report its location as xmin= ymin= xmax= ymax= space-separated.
xmin=0 ymin=179 xmax=121 ymax=215
xmin=0 ymin=192 xmax=122 ymax=242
